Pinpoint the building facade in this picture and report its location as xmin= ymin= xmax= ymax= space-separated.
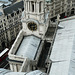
xmin=46 ymin=0 xmax=75 ymax=21
xmin=22 ymin=0 xmax=49 ymax=38
xmin=0 ymin=1 xmax=24 ymax=50
xmin=0 ymin=0 xmax=75 ymax=50
xmin=3 ymin=0 xmax=75 ymax=74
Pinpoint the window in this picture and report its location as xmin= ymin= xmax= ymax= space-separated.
xmin=22 ymin=8 xmax=24 ymax=11
xmin=8 ymin=20 xmax=12 ymax=23
xmin=0 ymin=29 xmax=4 ymax=33
xmin=4 ymin=19 xmax=5 ymax=21
xmin=7 ymin=15 xmax=11 ymax=19
xmin=39 ymin=2 xmax=41 ymax=12
xmin=4 ymin=23 xmax=6 ymax=26
xmin=1 ymin=20 xmax=2 ymax=23
xmin=11 ymin=13 xmax=14 ymax=17
xmin=31 ymin=1 xmax=34 ymax=12
xmin=17 ymin=10 xmax=19 ymax=14
xmin=0 ymin=25 xmax=3 ymax=28
xmin=7 ymin=15 xmax=9 ymax=19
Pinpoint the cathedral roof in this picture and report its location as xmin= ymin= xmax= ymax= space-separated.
xmin=49 ymin=16 xmax=75 ymax=75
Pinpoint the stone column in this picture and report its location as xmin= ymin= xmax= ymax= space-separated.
xmin=64 ymin=0 xmax=67 ymax=16
xmin=57 ymin=14 xmax=60 ymax=22
xmin=30 ymin=1 xmax=32 ymax=12
xmin=7 ymin=30 xmax=11 ymax=42
xmin=41 ymin=2 xmax=43 ymax=12
xmin=26 ymin=1 xmax=28 ymax=13
xmin=28 ymin=1 xmax=29 ymax=12
xmin=53 ymin=3 xmax=55 ymax=16
xmin=60 ymin=1 xmax=62 ymax=13
xmin=14 ymin=28 xmax=16 ymax=37
xmin=34 ymin=2 xmax=36 ymax=12
xmin=37 ymin=2 xmax=39 ymax=14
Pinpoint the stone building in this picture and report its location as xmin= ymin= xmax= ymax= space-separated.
xmin=46 ymin=0 xmax=75 ymax=21
xmin=49 ymin=16 xmax=75 ymax=75
xmin=8 ymin=0 xmax=57 ymax=73
xmin=22 ymin=0 xmax=49 ymax=38
xmin=0 ymin=1 xmax=24 ymax=50
xmin=0 ymin=0 xmax=75 ymax=50
xmin=2 ymin=0 xmax=75 ymax=74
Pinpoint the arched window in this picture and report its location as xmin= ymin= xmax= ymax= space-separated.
xmin=39 ymin=2 xmax=41 ymax=12
xmin=31 ymin=1 xmax=34 ymax=12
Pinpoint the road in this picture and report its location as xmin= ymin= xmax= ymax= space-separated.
xmin=0 ymin=59 xmax=9 ymax=69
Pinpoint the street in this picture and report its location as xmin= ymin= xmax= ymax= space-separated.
xmin=0 ymin=59 xmax=9 ymax=69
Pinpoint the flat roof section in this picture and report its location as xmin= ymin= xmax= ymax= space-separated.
xmin=16 ymin=36 xmax=41 ymax=60
xmin=49 ymin=18 xmax=75 ymax=75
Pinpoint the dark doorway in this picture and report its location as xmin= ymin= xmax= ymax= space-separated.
xmin=1 ymin=42 xmax=6 ymax=49
xmin=60 ymin=13 xmax=65 ymax=19
xmin=51 ymin=16 xmax=57 ymax=22
xmin=71 ymin=8 xmax=74 ymax=15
